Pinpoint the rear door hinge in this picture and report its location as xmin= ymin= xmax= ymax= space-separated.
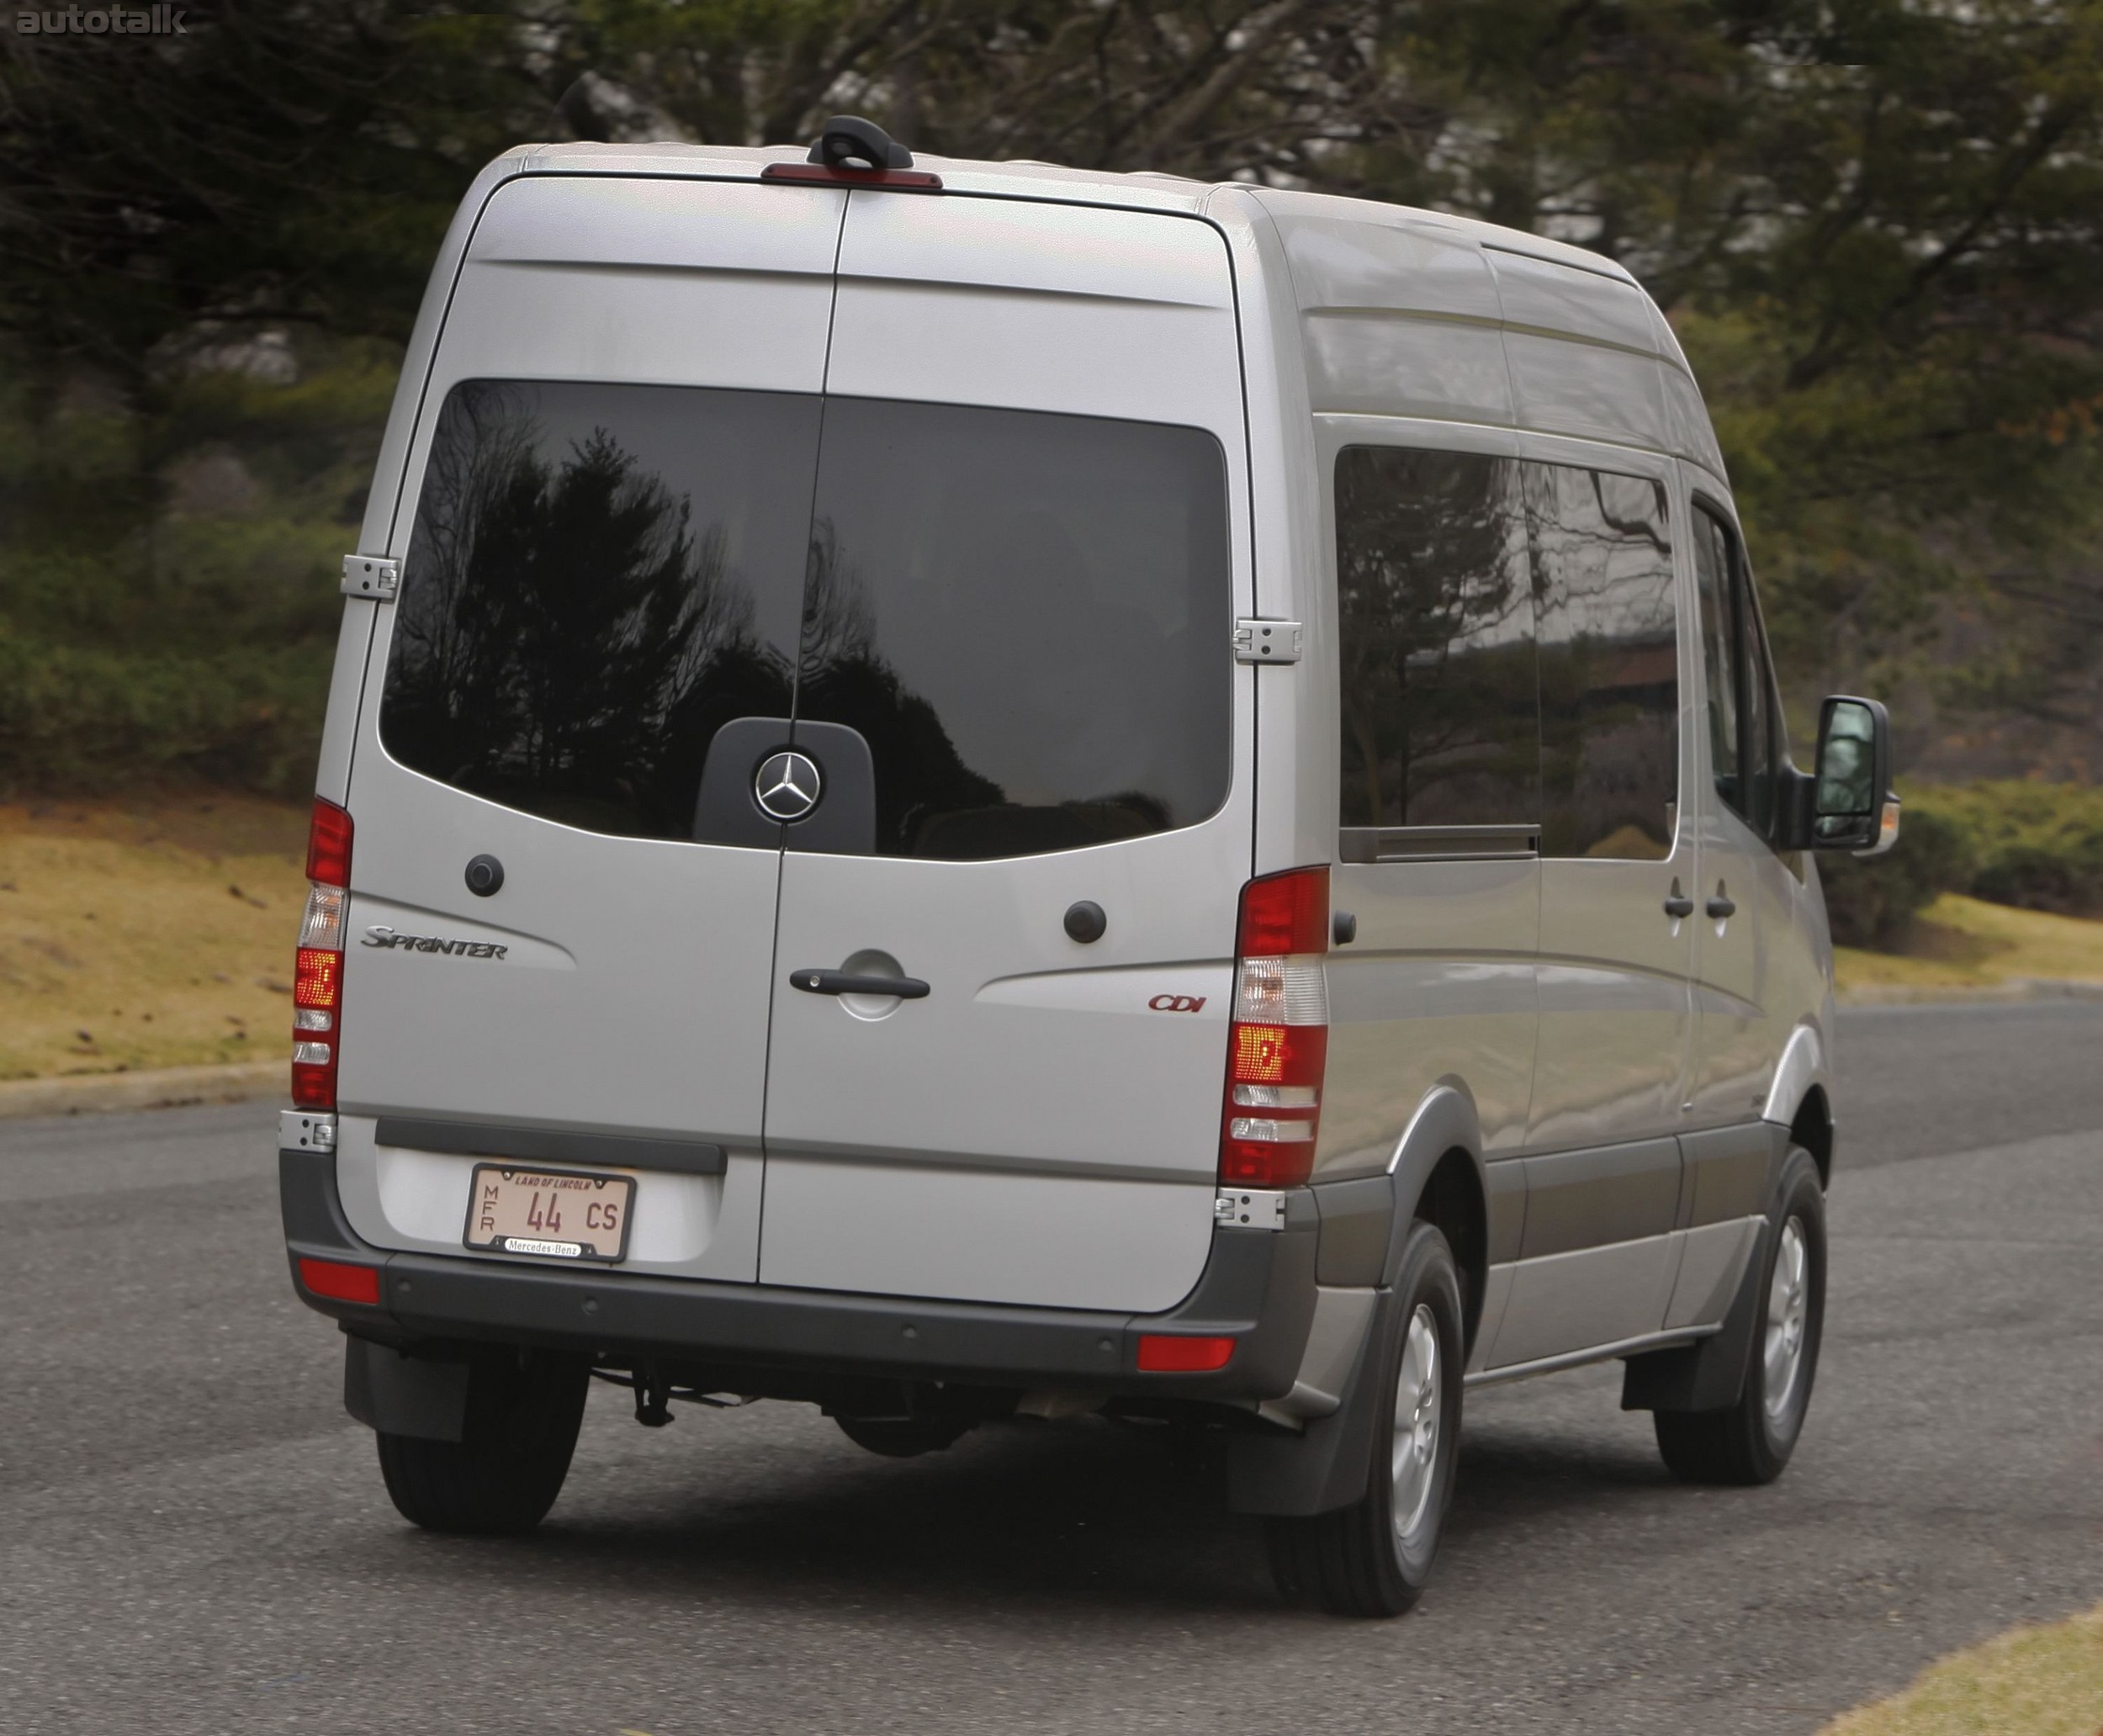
xmin=1233 ymin=618 xmax=1301 ymax=664
xmin=342 ymin=553 xmax=399 ymax=600
xmin=1216 ymin=1189 xmax=1289 ymax=1231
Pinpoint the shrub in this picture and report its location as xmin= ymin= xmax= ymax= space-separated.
xmin=1820 ymin=802 xmax=1977 ymax=950
xmin=1821 ymin=781 xmax=2103 ymax=950
xmin=1918 ymin=781 xmax=2103 ymax=917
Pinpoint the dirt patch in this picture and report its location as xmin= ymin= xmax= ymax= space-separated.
xmin=0 ymin=793 xmax=309 ymax=1078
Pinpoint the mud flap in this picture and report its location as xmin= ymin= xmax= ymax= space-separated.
xmin=1620 ymin=1218 xmax=1770 ymax=1414
xmin=343 ymin=1333 xmax=469 ymax=1442
xmin=1226 ymin=1289 xmax=1397 ymax=1516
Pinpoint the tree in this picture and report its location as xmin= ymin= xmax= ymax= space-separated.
xmin=5 ymin=0 xmax=2103 ymax=786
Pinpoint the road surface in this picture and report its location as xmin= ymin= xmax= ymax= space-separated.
xmin=3 ymin=999 xmax=2100 ymax=1733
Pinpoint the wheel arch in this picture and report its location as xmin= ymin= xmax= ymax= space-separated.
xmin=1763 ymin=1020 xmax=1835 ymax=1187
xmin=1384 ymin=1086 xmax=1491 ymax=1356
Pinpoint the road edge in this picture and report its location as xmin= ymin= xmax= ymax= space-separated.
xmin=1836 ymin=976 xmax=2103 ymax=1007
xmin=0 ymin=1061 xmax=283 ymax=1119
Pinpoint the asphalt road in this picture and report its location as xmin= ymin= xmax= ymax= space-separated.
xmin=3 ymin=1000 xmax=2100 ymax=1734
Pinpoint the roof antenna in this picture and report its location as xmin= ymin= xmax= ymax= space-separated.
xmin=808 ymin=116 xmax=912 ymax=171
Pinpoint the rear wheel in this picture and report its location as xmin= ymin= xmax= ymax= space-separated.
xmin=1266 ymin=1222 xmax=1465 ymax=1617
xmin=377 ymin=1350 xmax=589 ymax=1535
xmin=1655 ymin=1150 xmax=1825 ymax=1485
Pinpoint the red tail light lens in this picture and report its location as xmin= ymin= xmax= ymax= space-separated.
xmin=1219 ymin=866 xmax=1329 ymax=1189
xmin=305 ymin=797 xmax=353 ymax=888
xmin=291 ymin=809 xmax=349 ymax=1110
xmin=1236 ymin=865 xmax=1330 ymax=956
xmin=297 ymin=1257 xmax=379 ymax=1305
xmin=1136 ymin=1334 xmax=1237 ymax=1373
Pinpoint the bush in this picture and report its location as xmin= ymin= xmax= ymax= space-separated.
xmin=0 ymin=336 xmax=379 ymax=800
xmin=1916 ymin=781 xmax=2103 ymax=917
xmin=1820 ymin=802 xmax=1977 ymax=950
xmin=1821 ymin=781 xmax=2103 ymax=950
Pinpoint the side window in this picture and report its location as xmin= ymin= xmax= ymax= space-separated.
xmin=1692 ymin=502 xmax=1785 ymax=841
xmin=1336 ymin=448 xmax=1536 ymax=841
xmin=1692 ymin=507 xmax=1741 ymax=821
xmin=1738 ymin=566 xmax=1782 ymax=837
xmin=1528 ymin=464 xmax=1677 ymax=860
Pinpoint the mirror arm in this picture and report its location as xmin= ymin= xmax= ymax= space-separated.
xmin=1776 ymin=763 xmax=1818 ymax=852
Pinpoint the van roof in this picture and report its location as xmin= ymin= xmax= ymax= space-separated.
xmin=497 ymin=140 xmax=1642 ymax=288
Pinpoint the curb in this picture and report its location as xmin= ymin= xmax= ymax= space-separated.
xmin=0 ymin=1061 xmax=283 ymax=1119
xmin=1836 ymin=977 xmax=2103 ymax=1008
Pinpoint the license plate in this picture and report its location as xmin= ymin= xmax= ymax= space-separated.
xmin=463 ymin=1164 xmax=634 ymax=1263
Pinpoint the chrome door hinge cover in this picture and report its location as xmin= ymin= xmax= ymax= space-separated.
xmin=1233 ymin=618 xmax=1302 ymax=664
xmin=342 ymin=553 xmax=399 ymax=600
xmin=1216 ymin=1188 xmax=1288 ymax=1230
xmin=280 ymin=1109 xmax=336 ymax=1153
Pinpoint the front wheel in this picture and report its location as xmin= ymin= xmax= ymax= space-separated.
xmin=1266 ymin=1221 xmax=1466 ymax=1617
xmin=377 ymin=1350 xmax=590 ymax=1535
xmin=1655 ymin=1149 xmax=1826 ymax=1485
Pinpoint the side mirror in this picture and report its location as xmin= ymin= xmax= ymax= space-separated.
xmin=1809 ymin=696 xmax=1899 ymax=857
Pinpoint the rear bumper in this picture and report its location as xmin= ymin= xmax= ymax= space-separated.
xmin=281 ymin=1149 xmax=1318 ymax=1402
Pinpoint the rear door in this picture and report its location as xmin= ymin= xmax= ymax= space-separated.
xmin=757 ymin=193 xmax=1254 ymax=1311
xmin=335 ymin=177 xmax=844 ymax=1282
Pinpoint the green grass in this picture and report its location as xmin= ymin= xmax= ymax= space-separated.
xmin=1833 ymin=892 xmax=2103 ymax=999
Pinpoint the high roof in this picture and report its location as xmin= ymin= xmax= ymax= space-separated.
xmin=495 ymin=140 xmax=1641 ymax=287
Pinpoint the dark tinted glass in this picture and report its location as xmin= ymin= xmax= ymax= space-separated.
xmin=1335 ymin=447 xmax=1537 ymax=829
xmin=381 ymin=381 xmax=818 ymax=839
xmin=795 ymin=398 xmax=1232 ymax=860
xmin=1692 ymin=504 xmax=1757 ymax=829
xmin=1528 ymin=465 xmax=1678 ymax=860
xmin=1738 ymin=564 xmax=1781 ymax=836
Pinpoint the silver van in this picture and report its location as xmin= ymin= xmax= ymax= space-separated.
xmin=281 ymin=118 xmax=1899 ymax=1617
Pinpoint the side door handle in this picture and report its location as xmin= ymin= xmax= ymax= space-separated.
xmin=1706 ymin=888 xmax=1737 ymax=919
xmin=791 ymin=969 xmax=930 ymax=1000
xmin=1663 ymin=881 xmax=1694 ymax=919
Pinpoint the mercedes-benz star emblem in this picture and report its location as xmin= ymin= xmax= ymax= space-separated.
xmin=754 ymin=749 xmax=822 ymax=821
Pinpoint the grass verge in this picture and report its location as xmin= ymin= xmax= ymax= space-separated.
xmin=0 ymin=794 xmax=307 ymax=1079
xmin=1833 ymin=892 xmax=2103 ymax=999
xmin=1822 ymin=1599 xmax=2103 ymax=1735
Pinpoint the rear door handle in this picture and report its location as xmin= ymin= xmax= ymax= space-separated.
xmin=790 ymin=969 xmax=930 ymax=999
xmin=1706 ymin=893 xmax=1737 ymax=919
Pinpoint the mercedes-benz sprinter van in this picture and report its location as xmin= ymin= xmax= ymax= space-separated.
xmin=282 ymin=117 xmax=1899 ymax=1617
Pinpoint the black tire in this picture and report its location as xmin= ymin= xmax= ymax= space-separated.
xmin=377 ymin=1350 xmax=590 ymax=1535
xmin=1266 ymin=1221 xmax=1466 ymax=1618
xmin=834 ymin=1415 xmax=973 ymax=1458
xmin=1655 ymin=1147 xmax=1826 ymax=1486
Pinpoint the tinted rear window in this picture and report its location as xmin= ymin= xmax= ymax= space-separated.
xmin=799 ymin=399 xmax=1232 ymax=859
xmin=381 ymin=380 xmax=818 ymax=840
xmin=382 ymin=383 xmax=1234 ymax=857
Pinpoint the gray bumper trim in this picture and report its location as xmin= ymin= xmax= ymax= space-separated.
xmin=282 ymin=1149 xmax=1317 ymax=1400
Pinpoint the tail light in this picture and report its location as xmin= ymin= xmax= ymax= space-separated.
xmin=291 ymin=797 xmax=352 ymax=1111
xmin=1218 ymin=866 xmax=1329 ymax=1189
